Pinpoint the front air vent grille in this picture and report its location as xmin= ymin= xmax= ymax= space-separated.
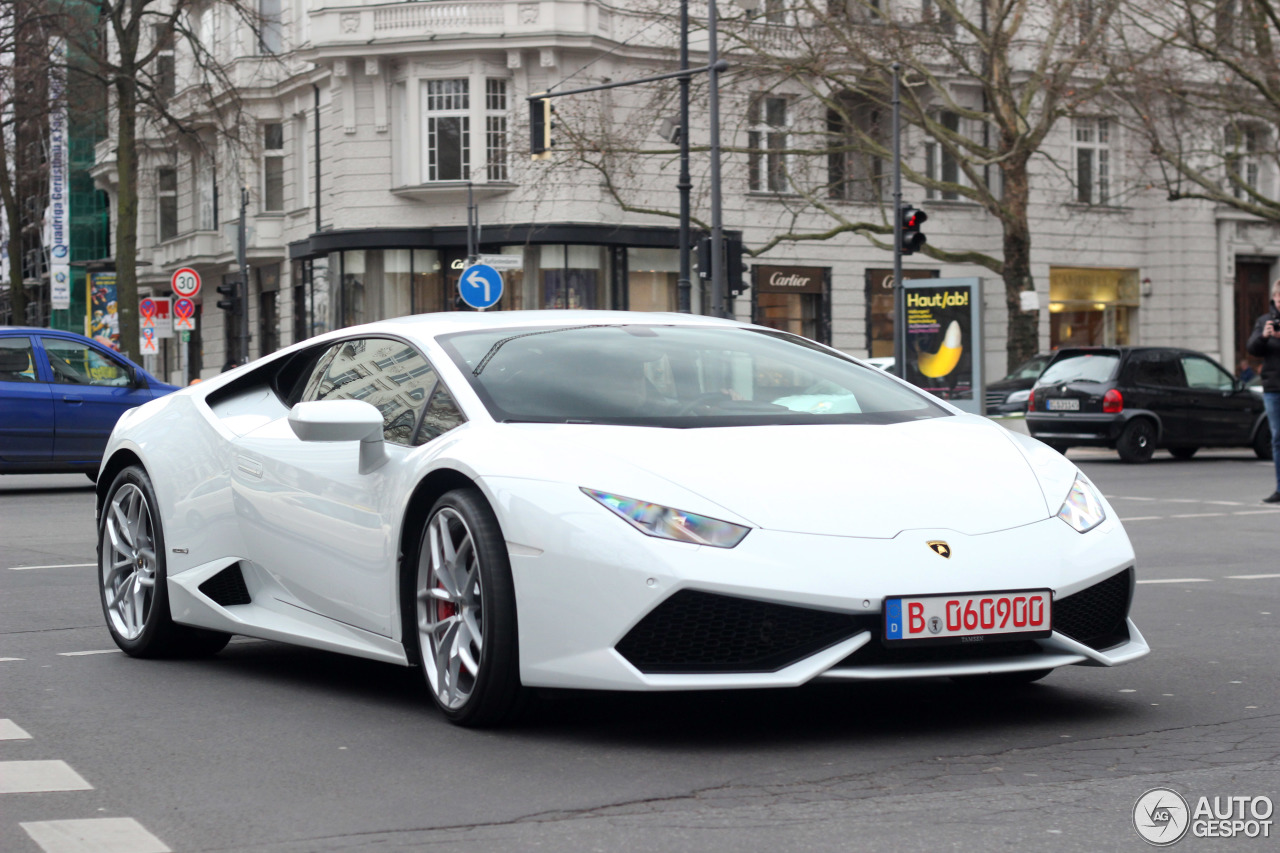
xmin=615 ymin=590 xmax=872 ymax=674
xmin=1053 ymin=568 xmax=1132 ymax=650
xmin=199 ymin=564 xmax=252 ymax=607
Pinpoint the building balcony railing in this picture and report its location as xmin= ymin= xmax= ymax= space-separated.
xmin=309 ymin=0 xmax=648 ymax=50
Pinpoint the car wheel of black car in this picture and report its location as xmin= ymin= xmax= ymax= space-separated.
xmin=98 ymin=465 xmax=230 ymax=658
xmin=951 ymin=669 xmax=1052 ymax=688
xmin=1116 ymin=419 xmax=1156 ymax=464
xmin=1255 ymin=422 xmax=1274 ymax=461
xmin=408 ymin=488 xmax=525 ymax=727
xmin=1169 ymin=447 xmax=1198 ymax=460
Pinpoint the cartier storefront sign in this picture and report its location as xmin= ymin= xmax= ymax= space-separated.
xmin=754 ymin=265 xmax=826 ymax=294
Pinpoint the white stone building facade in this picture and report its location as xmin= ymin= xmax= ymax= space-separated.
xmin=93 ymin=0 xmax=1280 ymax=392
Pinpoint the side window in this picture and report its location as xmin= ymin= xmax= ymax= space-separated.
xmin=0 ymin=338 xmax=38 ymax=382
xmin=1181 ymin=356 xmax=1234 ymax=391
xmin=415 ymin=385 xmax=465 ymax=445
xmin=300 ymin=337 xmax=463 ymax=446
xmin=41 ymin=338 xmax=133 ymax=386
xmin=1131 ymin=354 xmax=1185 ymax=388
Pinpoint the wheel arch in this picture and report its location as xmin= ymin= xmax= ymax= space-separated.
xmin=96 ymin=448 xmax=145 ymax=521
xmin=1119 ymin=409 xmax=1163 ymax=444
xmin=396 ymin=467 xmax=485 ymax=662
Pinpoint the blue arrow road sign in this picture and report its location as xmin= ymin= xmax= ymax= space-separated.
xmin=459 ymin=263 xmax=504 ymax=310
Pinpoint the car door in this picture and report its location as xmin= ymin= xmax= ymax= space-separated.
xmin=0 ymin=336 xmax=54 ymax=467
xmin=232 ymin=337 xmax=465 ymax=637
xmin=1179 ymin=354 xmax=1258 ymax=445
xmin=40 ymin=336 xmax=154 ymax=464
xmin=1127 ymin=351 xmax=1189 ymax=443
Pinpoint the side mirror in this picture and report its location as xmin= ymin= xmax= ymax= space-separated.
xmin=288 ymin=400 xmax=388 ymax=473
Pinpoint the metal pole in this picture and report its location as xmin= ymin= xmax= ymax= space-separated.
xmin=466 ymin=180 xmax=476 ymax=264
xmin=707 ymin=0 xmax=726 ymax=318
xmin=677 ymin=0 xmax=691 ymax=313
xmin=891 ymin=63 xmax=905 ymax=379
xmin=238 ymin=186 xmax=250 ymax=365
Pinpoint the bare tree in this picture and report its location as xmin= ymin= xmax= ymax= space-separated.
xmin=553 ymin=1 xmax=1129 ymax=366
xmin=1117 ymin=1 xmax=1280 ymax=220
xmin=63 ymin=0 xmax=268 ymax=359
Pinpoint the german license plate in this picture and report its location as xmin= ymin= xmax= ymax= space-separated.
xmin=1047 ymin=398 xmax=1080 ymax=411
xmin=883 ymin=590 xmax=1052 ymax=645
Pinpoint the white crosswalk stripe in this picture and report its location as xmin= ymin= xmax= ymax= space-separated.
xmin=21 ymin=818 xmax=171 ymax=853
xmin=0 ymin=760 xmax=93 ymax=793
xmin=0 ymin=719 xmax=32 ymax=740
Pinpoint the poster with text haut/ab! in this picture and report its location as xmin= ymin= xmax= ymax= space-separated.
xmin=905 ymin=282 xmax=976 ymax=402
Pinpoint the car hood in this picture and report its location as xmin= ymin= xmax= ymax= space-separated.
xmin=475 ymin=417 xmax=1059 ymax=538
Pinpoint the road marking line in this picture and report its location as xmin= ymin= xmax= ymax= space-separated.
xmin=1136 ymin=578 xmax=1211 ymax=584
xmin=1204 ymin=501 xmax=1246 ymax=506
xmin=1170 ymin=513 xmax=1227 ymax=518
xmin=21 ymin=818 xmax=170 ymax=853
xmin=0 ymin=720 xmax=33 ymax=740
xmin=0 ymin=760 xmax=93 ymax=793
xmin=0 ymin=657 xmax=24 ymax=662
xmin=57 ymin=650 xmax=121 ymax=657
xmin=1227 ymin=573 xmax=1280 ymax=580
xmin=6 ymin=563 xmax=95 ymax=571
xmin=1166 ymin=499 xmax=1200 ymax=503
xmin=1233 ymin=510 xmax=1280 ymax=515
xmin=1119 ymin=516 xmax=1163 ymax=522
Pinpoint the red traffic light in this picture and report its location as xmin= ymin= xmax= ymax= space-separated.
xmin=900 ymin=205 xmax=928 ymax=255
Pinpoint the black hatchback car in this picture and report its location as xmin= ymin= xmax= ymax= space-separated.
xmin=1025 ymin=346 xmax=1270 ymax=463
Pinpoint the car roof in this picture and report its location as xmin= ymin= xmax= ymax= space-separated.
xmin=1051 ymin=346 xmax=1209 ymax=357
xmin=379 ymin=309 xmax=747 ymax=336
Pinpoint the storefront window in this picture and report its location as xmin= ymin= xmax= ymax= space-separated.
xmin=865 ymin=268 xmax=939 ymax=358
xmin=539 ymin=245 xmax=608 ymax=310
xmin=754 ymin=265 xmax=829 ymax=344
xmin=386 ymin=250 xmax=412 ymax=319
xmin=1049 ymin=267 xmax=1139 ymax=347
xmin=628 ymin=248 xmax=679 ymax=312
xmin=412 ymin=249 xmax=446 ymax=314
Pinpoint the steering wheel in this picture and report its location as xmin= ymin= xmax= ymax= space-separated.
xmin=676 ymin=392 xmax=733 ymax=415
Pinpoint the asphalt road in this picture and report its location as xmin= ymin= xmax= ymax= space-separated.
xmin=1 ymin=449 xmax=1278 ymax=853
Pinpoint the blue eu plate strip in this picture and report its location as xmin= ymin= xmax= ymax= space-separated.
xmin=885 ymin=599 xmax=902 ymax=640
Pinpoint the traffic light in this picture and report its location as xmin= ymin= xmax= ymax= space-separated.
xmin=530 ymin=93 xmax=553 ymax=160
xmin=215 ymin=277 xmax=241 ymax=314
xmin=900 ymin=205 xmax=928 ymax=255
xmin=695 ymin=236 xmax=713 ymax=281
xmin=727 ymin=245 xmax=750 ymax=298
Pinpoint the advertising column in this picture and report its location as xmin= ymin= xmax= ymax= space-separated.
xmin=903 ymin=277 xmax=984 ymax=414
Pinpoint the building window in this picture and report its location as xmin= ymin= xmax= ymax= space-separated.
xmin=152 ymin=25 xmax=175 ymax=102
xmin=263 ymin=123 xmax=285 ymax=212
xmin=196 ymin=151 xmax=216 ymax=230
xmin=485 ymin=79 xmax=508 ymax=182
xmin=158 ymin=168 xmax=178 ymax=241
xmin=1073 ymin=117 xmax=1110 ymax=205
xmin=921 ymin=0 xmax=956 ymax=34
xmin=423 ymin=79 xmax=470 ymax=182
xmin=1226 ymin=123 xmax=1264 ymax=199
xmin=925 ymin=111 xmax=961 ymax=200
xmin=258 ymin=0 xmax=283 ymax=55
xmin=748 ymin=94 xmax=788 ymax=193
xmin=827 ymin=95 xmax=884 ymax=202
xmin=293 ymin=114 xmax=310 ymax=209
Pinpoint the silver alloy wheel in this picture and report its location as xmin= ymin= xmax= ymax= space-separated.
xmin=102 ymin=482 xmax=158 ymax=640
xmin=417 ymin=507 xmax=484 ymax=710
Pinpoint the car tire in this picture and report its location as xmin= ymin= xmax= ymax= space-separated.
xmin=1168 ymin=447 xmax=1198 ymax=460
xmin=951 ymin=668 xmax=1052 ymax=688
xmin=1116 ymin=419 xmax=1156 ymax=464
xmin=408 ymin=488 xmax=525 ymax=727
xmin=98 ymin=465 xmax=230 ymax=658
xmin=1255 ymin=422 xmax=1274 ymax=461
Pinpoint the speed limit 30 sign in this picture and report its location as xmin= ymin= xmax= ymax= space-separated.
xmin=171 ymin=267 xmax=201 ymax=299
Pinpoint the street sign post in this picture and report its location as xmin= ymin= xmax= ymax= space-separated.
xmin=459 ymin=264 xmax=504 ymax=310
xmin=174 ymin=297 xmax=197 ymax=333
xmin=172 ymin=267 xmax=201 ymax=299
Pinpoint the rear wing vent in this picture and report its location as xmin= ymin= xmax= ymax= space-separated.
xmin=199 ymin=563 xmax=252 ymax=607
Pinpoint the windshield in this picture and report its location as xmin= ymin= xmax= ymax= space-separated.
xmin=439 ymin=324 xmax=950 ymax=427
xmin=1037 ymin=352 xmax=1120 ymax=385
xmin=1006 ymin=354 xmax=1050 ymax=381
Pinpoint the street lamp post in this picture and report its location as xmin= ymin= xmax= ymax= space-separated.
xmin=677 ymin=0 xmax=692 ymax=314
xmin=707 ymin=0 xmax=727 ymax=318
xmin=891 ymin=63 xmax=905 ymax=379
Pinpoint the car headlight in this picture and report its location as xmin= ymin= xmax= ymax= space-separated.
xmin=1005 ymin=389 xmax=1031 ymax=404
xmin=1057 ymin=474 xmax=1106 ymax=533
xmin=582 ymin=489 xmax=750 ymax=548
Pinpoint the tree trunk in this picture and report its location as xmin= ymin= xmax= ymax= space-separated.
xmin=114 ymin=74 xmax=139 ymax=360
xmin=999 ymin=157 xmax=1039 ymax=369
xmin=0 ymin=149 xmax=26 ymax=326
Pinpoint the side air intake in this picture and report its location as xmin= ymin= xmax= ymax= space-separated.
xmin=199 ymin=563 xmax=252 ymax=607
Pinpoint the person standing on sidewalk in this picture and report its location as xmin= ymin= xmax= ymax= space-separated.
xmin=1246 ymin=278 xmax=1280 ymax=502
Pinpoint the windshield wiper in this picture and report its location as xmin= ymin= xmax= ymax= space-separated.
xmin=472 ymin=325 xmax=610 ymax=376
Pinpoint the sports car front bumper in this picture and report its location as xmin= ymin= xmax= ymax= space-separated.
xmin=485 ymin=477 xmax=1147 ymax=691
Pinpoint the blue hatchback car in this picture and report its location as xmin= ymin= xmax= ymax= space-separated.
xmin=0 ymin=328 xmax=178 ymax=479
